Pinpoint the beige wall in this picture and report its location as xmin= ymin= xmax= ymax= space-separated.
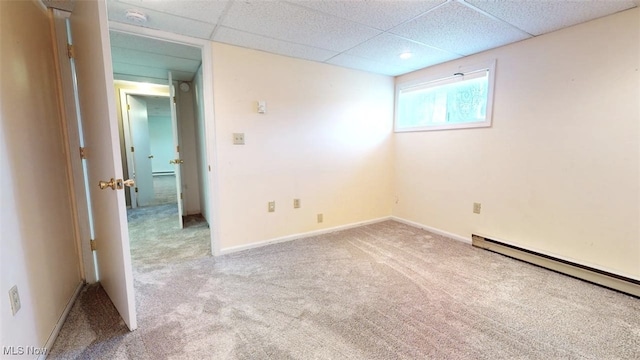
xmin=211 ymin=43 xmax=395 ymax=250
xmin=393 ymin=8 xmax=640 ymax=278
xmin=0 ymin=0 xmax=82 ymax=353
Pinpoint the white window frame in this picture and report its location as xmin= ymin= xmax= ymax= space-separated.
xmin=394 ymin=60 xmax=496 ymax=132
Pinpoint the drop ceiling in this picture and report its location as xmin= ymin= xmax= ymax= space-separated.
xmin=107 ymin=0 xmax=638 ymax=79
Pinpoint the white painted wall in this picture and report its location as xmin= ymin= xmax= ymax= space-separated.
xmin=211 ymin=43 xmax=395 ymax=251
xmin=176 ymin=81 xmax=201 ymax=215
xmin=0 ymin=0 xmax=82 ymax=354
xmin=148 ymin=115 xmax=174 ymax=173
xmin=193 ymin=65 xmax=210 ymax=223
xmin=393 ymin=8 xmax=640 ymax=279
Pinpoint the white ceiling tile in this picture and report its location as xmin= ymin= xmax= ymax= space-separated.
xmin=114 ymin=0 xmax=230 ymax=24
xmin=109 ymin=31 xmax=202 ymax=60
xmin=465 ymin=0 xmax=638 ymax=36
xmin=292 ymin=0 xmax=447 ymax=31
xmin=389 ymin=0 xmax=531 ymax=56
xmin=345 ymin=33 xmax=461 ymax=70
xmin=213 ymin=26 xmax=338 ymax=62
xmin=221 ymin=0 xmax=382 ymax=52
xmin=327 ymin=53 xmax=413 ymax=76
xmin=107 ymin=0 xmax=637 ymax=77
xmin=107 ymin=0 xmax=215 ymax=39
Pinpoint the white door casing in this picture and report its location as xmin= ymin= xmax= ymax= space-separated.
xmin=69 ymin=0 xmax=137 ymax=330
xmin=109 ymin=17 xmax=220 ymax=255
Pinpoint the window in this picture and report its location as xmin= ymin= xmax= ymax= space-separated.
xmin=395 ymin=60 xmax=496 ymax=132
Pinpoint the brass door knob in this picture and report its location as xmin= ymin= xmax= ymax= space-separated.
xmin=98 ymin=178 xmax=117 ymax=190
xmin=123 ymin=179 xmax=135 ymax=187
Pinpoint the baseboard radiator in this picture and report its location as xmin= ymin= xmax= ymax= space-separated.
xmin=471 ymin=234 xmax=640 ymax=298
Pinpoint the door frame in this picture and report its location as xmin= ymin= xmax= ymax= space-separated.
xmin=52 ymin=9 xmax=96 ymax=283
xmin=119 ymin=87 xmax=171 ymax=208
xmin=109 ymin=21 xmax=221 ymax=256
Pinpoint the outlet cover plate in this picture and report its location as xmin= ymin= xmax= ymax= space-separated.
xmin=233 ymin=133 xmax=245 ymax=145
xmin=9 ymin=285 xmax=20 ymax=315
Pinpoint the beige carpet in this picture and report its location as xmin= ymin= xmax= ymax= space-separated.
xmin=49 ymin=209 xmax=640 ymax=359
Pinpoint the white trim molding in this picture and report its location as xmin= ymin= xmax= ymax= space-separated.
xmin=219 ymin=217 xmax=393 ymax=255
xmin=390 ymin=216 xmax=472 ymax=244
xmin=41 ymin=281 xmax=84 ymax=359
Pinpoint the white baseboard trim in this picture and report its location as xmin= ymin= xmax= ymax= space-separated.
xmin=390 ymin=216 xmax=472 ymax=244
xmin=41 ymin=281 xmax=84 ymax=360
xmin=219 ymin=216 xmax=393 ymax=255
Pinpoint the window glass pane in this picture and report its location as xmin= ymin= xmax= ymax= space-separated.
xmin=395 ymin=62 xmax=494 ymax=132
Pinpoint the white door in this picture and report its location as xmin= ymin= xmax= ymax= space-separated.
xmin=127 ymin=95 xmax=154 ymax=207
xmin=168 ymin=73 xmax=184 ymax=228
xmin=70 ymin=0 xmax=137 ymax=330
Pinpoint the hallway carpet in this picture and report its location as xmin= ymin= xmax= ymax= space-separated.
xmin=49 ymin=217 xmax=639 ymax=359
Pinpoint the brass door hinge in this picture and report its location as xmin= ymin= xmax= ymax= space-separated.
xmin=176 ymin=145 xmax=179 ymax=153
xmin=127 ymin=104 xmax=131 ymax=111
xmin=67 ymin=44 xmax=75 ymax=59
xmin=131 ymin=146 xmax=135 ymax=152
xmin=173 ymin=96 xmax=176 ymax=104
xmin=79 ymin=147 xmax=86 ymax=159
xmin=90 ymin=239 xmax=96 ymax=251
xmin=180 ymin=192 xmax=183 ymax=200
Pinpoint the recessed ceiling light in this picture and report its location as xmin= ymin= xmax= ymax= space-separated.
xmin=125 ymin=10 xmax=148 ymax=24
xmin=399 ymin=52 xmax=413 ymax=60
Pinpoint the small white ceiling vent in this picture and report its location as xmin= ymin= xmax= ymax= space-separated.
xmin=125 ymin=10 xmax=148 ymax=24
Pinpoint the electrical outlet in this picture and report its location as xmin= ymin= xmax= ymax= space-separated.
xmin=233 ymin=133 xmax=245 ymax=145
xmin=268 ymin=201 xmax=275 ymax=212
xmin=9 ymin=285 xmax=21 ymax=316
xmin=293 ymin=199 xmax=300 ymax=209
xmin=473 ymin=202 xmax=482 ymax=214
xmin=317 ymin=213 xmax=323 ymax=223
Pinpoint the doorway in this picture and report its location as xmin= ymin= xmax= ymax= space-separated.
xmin=50 ymin=3 xmax=219 ymax=331
xmin=109 ymin=32 xmax=213 ymax=265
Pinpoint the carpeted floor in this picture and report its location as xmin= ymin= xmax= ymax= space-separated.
xmin=49 ymin=212 xmax=640 ymax=359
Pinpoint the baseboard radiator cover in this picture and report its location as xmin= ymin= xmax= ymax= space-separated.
xmin=471 ymin=234 xmax=640 ymax=298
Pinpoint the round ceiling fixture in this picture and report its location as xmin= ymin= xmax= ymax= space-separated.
xmin=399 ymin=52 xmax=413 ymax=60
xmin=179 ymin=82 xmax=190 ymax=92
xmin=125 ymin=10 xmax=148 ymax=24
